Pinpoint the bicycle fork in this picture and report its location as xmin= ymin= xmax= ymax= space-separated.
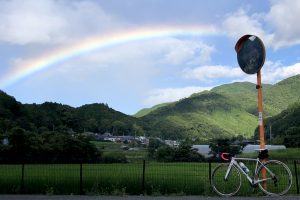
xmin=224 ymin=161 xmax=234 ymax=181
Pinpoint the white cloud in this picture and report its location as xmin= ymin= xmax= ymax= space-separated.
xmin=262 ymin=61 xmax=300 ymax=83
xmin=0 ymin=0 xmax=124 ymax=44
xmin=265 ymin=0 xmax=300 ymax=48
xmin=222 ymin=1 xmax=300 ymax=49
xmin=29 ymin=41 xmax=161 ymax=89
xmin=182 ymin=65 xmax=244 ymax=81
xmin=2 ymin=36 xmax=215 ymax=89
xmin=230 ymin=61 xmax=300 ymax=84
xmin=181 ymin=61 xmax=300 ymax=85
xmin=144 ymin=61 xmax=300 ymax=107
xmin=222 ymin=9 xmax=273 ymax=47
xmin=144 ymin=86 xmax=212 ymax=107
xmin=163 ymin=40 xmax=214 ymax=65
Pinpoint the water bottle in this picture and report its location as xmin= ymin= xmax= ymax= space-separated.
xmin=239 ymin=162 xmax=249 ymax=173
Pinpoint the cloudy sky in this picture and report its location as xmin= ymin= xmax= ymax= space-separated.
xmin=1 ymin=0 xmax=300 ymax=115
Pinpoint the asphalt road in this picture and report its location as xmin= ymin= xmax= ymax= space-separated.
xmin=0 ymin=195 xmax=299 ymax=200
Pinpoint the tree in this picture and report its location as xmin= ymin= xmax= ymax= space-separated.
xmin=174 ymin=140 xmax=204 ymax=162
xmin=209 ymin=138 xmax=242 ymax=160
xmin=112 ymin=121 xmax=127 ymax=135
xmin=153 ymin=139 xmax=204 ymax=162
xmin=155 ymin=145 xmax=175 ymax=162
xmin=132 ymin=123 xmax=145 ymax=137
xmin=8 ymin=127 xmax=29 ymax=154
xmin=148 ymin=137 xmax=164 ymax=158
xmin=283 ymin=127 xmax=300 ymax=147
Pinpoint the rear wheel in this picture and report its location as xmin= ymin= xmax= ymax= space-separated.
xmin=257 ymin=160 xmax=292 ymax=196
xmin=211 ymin=163 xmax=241 ymax=196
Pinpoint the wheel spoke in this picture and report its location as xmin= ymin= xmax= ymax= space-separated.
xmin=211 ymin=163 xmax=241 ymax=196
xmin=257 ymin=160 xmax=292 ymax=196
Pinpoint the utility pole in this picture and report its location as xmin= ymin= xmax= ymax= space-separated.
xmin=270 ymin=122 xmax=272 ymax=145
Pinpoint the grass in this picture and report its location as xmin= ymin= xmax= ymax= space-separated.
xmin=0 ymin=162 xmax=211 ymax=195
xmin=0 ymin=160 xmax=298 ymax=196
xmin=240 ymin=148 xmax=300 ymax=160
xmin=0 ymin=145 xmax=298 ymax=195
xmin=91 ymin=141 xmax=148 ymax=162
xmin=91 ymin=141 xmax=120 ymax=150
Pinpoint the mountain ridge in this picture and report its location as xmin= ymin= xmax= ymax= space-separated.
xmin=139 ymin=75 xmax=300 ymax=140
xmin=1 ymin=74 xmax=300 ymax=140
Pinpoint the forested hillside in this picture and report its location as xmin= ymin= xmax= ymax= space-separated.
xmin=256 ymin=102 xmax=300 ymax=147
xmin=1 ymin=75 xmax=300 ymax=144
xmin=0 ymin=91 xmax=139 ymax=135
xmin=140 ymin=75 xmax=300 ymax=140
xmin=134 ymin=103 xmax=171 ymax=117
xmin=0 ymin=91 xmax=139 ymax=163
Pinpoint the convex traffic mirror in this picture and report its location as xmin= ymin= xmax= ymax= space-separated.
xmin=235 ymin=35 xmax=265 ymax=74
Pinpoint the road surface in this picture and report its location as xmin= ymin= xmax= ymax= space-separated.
xmin=0 ymin=195 xmax=299 ymax=200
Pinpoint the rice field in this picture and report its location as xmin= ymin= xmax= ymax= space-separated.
xmin=0 ymin=160 xmax=299 ymax=196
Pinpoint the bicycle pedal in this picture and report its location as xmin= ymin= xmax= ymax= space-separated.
xmin=272 ymin=176 xmax=278 ymax=187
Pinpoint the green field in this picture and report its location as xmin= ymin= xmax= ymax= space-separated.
xmin=241 ymin=148 xmax=300 ymax=160
xmin=91 ymin=141 xmax=148 ymax=162
xmin=0 ymin=161 xmax=299 ymax=196
xmin=0 ymin=162 xmax=210 ymax=195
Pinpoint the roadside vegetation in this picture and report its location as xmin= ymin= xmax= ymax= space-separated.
xmin=241 ymin=148 xmax=300 ymax=160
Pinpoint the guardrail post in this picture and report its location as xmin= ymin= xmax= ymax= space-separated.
xmin=20 ymin=163 xmax=25 ymax=194
xmin=209 ymin=161 xmax=212 ymax=185
xmin=79 ymin=163 xmax=83 ymax=195
xmin=294 ymin=160 xmax=299 ymax=194
xmin=142 ymin=160 xmax=146 ymax=195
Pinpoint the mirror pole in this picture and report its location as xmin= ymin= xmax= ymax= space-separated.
xmin=257 ymin=70 xmax=265 ymax=149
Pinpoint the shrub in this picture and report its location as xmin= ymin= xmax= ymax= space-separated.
xmin=102 ymin=151 xmax=127 ymax=163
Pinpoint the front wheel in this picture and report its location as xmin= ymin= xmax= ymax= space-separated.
xmin=257 ymin=160 xmax=292 ymax=196
xmin=211 ymin=163 xmax=241 ymax=196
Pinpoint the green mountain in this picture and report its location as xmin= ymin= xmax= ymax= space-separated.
xmin=1 ymin=75 xmax=300 ymax=141
xmin=140 ymin=75 xmax=300 ymax=140
xmin=134 ymin=102 xmax=171 ymax=117
xmin=0 ymin=91 xmax=138 ymax=135
xmin=256 ymin=102 xmax=300 ymax=147
xmin=75 ymin=103 xmax=137 ymax=134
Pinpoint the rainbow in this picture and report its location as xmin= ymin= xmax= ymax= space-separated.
xmin=0 ymin=25 xmax=221 ymax=88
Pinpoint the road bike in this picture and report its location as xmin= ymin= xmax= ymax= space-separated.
xmin=211 ymin=149 xmax=292 ymax=196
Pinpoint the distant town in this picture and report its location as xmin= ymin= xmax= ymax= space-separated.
xmin=81 ymin=132 xmax=286 ymax=158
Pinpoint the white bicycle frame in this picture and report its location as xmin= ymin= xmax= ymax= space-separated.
xmin=225 ymin=157 xmax=276 ymax=185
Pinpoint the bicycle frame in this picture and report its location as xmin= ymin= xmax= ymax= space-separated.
xmin=225 ymin=157 xmax=275 ymax=185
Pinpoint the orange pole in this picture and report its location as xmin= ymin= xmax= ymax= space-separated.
xmin=257 ymin=70 xmax=265 ymax=149
xmin=257 ymin=70 xmax=266 ymax=189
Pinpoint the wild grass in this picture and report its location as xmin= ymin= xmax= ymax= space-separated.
xmin=241 ymin=148 xmax=300 ymax=160
xmin=0 ymin=160 xmax=298 ymax=196
xmin=0 ymin=162 xmax=210 ymax=195
xmin=91 ymin=141 xmax=148 ymax=162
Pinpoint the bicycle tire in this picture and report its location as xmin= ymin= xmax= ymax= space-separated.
xmin=211 ymin=163 xmax=241 ymax=196
xmin=257 ymin=160 xmax=292 ymax=196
